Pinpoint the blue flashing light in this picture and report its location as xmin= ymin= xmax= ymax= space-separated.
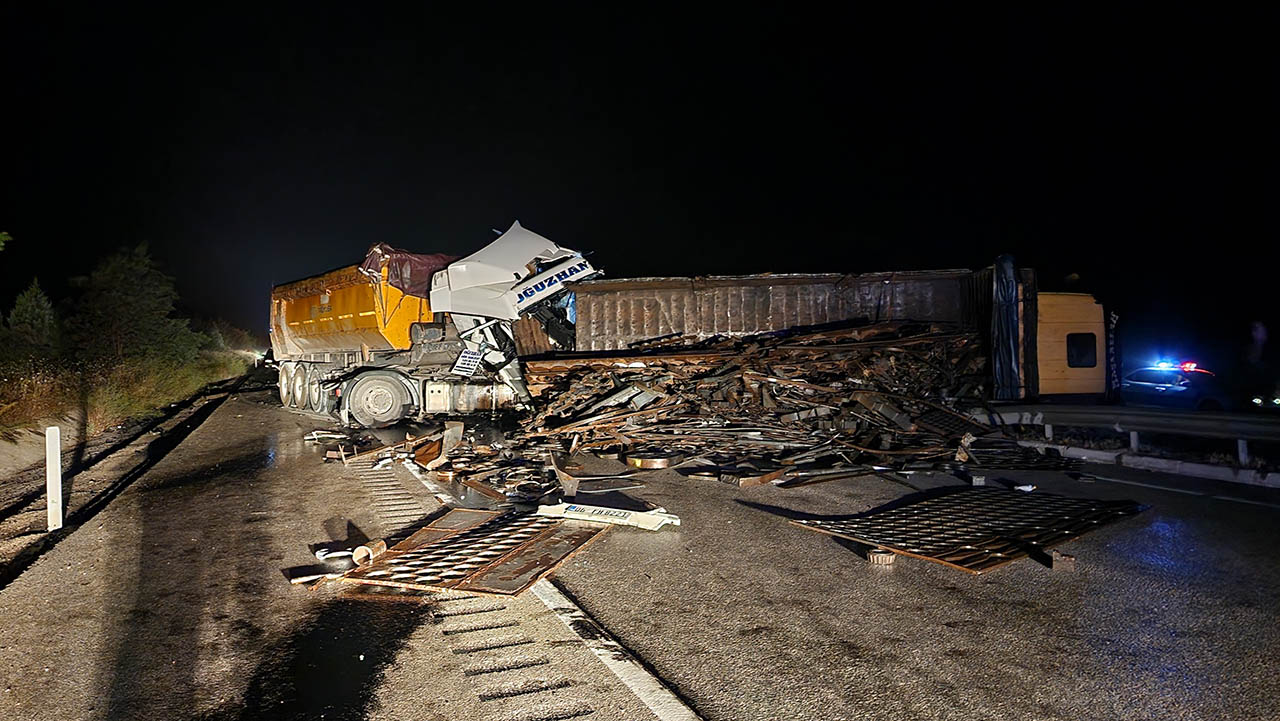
xmin=1155 ymin=361 xmax=1174 ymax=369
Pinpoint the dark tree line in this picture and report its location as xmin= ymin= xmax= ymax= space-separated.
xmin=1 ymin=239 xmax=254 ymax=364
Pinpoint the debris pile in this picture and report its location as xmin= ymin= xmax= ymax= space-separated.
xmin=293 ymin=321 xmax=1114 ymax=590
xmin=424 ymin=321 xmax=1075 ymax=497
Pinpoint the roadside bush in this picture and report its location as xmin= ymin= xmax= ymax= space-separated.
xmin=0 ymin=244 xmax=251 ymax=436
xmin=66 ymin=244 xmax=206 ymax=364
xmin=85 ymin=351 xmax=249 ymax=431
xmin=198 ymin=322 xmax=228 ymax=351
xmin=0 ymin=358 xmax=79 ymax=438
xmin=0 ymin=351 xmax=249 ymax=436
xmin=6 ymin=278 xmax=59 ymax=353
xmin=216 ymin=320 xmax=260 ymax=351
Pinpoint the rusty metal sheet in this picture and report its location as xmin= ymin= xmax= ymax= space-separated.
xmin=423 ymin=508 xmax=503 ymax=531
xmin=457 ymin=521 xmax=604 ymax=594
xmin=339 ymin=510 xmax=605 ymax=595
xmin=571 ymin=271 xmax=978 ymax=351
xmin=523 ymin=350 xmax=731 ymax=374
xmin=792 ymin=487 xmax=1141 ymax=574
xmin=378 ymin=508 xmax=503 ymax=550
xmin=512 ymin=316 xmax=554 ymax=356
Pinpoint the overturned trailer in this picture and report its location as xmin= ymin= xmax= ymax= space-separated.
xmin=561 ymin=263 xmax=1108 ymax=401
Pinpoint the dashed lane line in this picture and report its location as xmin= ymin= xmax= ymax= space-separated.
xmin=1082 ymin=474 xmax=1280 ymax=509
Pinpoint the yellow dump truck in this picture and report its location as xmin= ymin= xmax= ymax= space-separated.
xmin=269 ymin=222 xmax=599 ymax=426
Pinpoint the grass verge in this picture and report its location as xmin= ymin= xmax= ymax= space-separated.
xmin=0 ymin=351 xmax=250 ymax=440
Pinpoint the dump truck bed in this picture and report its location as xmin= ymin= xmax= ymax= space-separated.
xmin=269 ymin=264 xmax=433 ymax=359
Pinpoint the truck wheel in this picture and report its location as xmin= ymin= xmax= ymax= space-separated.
xmin=347 ymin=373 xmax=411 ymax=427
xmin=292 ymin=363 xmax=310 ymax=410
xmin=278 ymin=363 xmax=295 ymax=407
xmin=308 ymin=369 xmax=325 ymax=411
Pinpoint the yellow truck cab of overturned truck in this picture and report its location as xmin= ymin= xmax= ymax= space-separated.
xmin=1035 ymin=292 xmax=1106 ymax=396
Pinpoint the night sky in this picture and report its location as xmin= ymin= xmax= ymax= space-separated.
xmin=3 ymin=7 xmax=1273 ymax=367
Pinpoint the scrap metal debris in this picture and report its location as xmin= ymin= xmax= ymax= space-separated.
xmin=536 ymin=502 xmax=681 ymax=531
xmin=418 ymin=322 xmax=1073 ymax=500
xmin=790 ymin=487 xmax=1143 ymax=573
xmin=867 ymin=549 xmax=896 ymax=566
xmin=352 ymin=539 xmax=388 ymax=566
xmin=305 ymin=429 xmax=350 ymax=443
xmin=545 ymin=453 xmax=639 ymax=497
xmin=340 ymin=508 xmax=607 ymax=595
xmin=298 ymin=320 xmax=1107 ymax=595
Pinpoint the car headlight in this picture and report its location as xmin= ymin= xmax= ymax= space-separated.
xmin=1272 ymin=398 xmax=1280 ymax=406
xmin=1253 ymin=397 xmax=1264 ymax=405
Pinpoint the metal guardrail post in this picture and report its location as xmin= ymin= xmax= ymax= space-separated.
xmin=1044 ymin=424 xmax=1053 ymax=441
xmin=981 ymin=404 xmax=1280 ymax=443
xmin=1129 ymin=431 xmax=1139 ymax=453
xmin=1238 ymin=440 xmax=1250 ymax=466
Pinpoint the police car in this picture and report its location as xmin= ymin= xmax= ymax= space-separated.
xmin=1119 ymin=362 xmax=1234 ymax=411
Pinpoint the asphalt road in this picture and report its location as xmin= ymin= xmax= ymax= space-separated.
xmin=1 ymin=380 xmax=1278 ymax=720
xmin=553 ymin=460 xmax=1280 ymax=721
xmin=0 ymin=383 xmax=660 ymax=721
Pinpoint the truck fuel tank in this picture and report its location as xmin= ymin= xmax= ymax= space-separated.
xmin=420 ymin=379 xmax=516 ymax=414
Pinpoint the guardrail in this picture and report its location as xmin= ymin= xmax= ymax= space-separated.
xmin=971 ymin=404 xmax=1280 ymax=466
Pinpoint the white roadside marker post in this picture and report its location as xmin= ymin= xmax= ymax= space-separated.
xmin=46 ymin=426 xmax=62 ymax=531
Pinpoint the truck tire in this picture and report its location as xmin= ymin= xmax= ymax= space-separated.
xmin=278 ymin=363 xmax=295 ymax=407
xmin=347 ymin=372 xmax=411 ymax=427
xmin=308 ymin=368 xmax=326 ymax=411
xmin=292 ymin=363 xmax=310 ymax=410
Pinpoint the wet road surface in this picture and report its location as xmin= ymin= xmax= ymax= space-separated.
xmin=552 ymin=458 xmax=1280 ymax=720
xmin=0 ymin=387 xmax=658 ymax=721
xmin=1 ymin=379 xmax=1278 ymax=720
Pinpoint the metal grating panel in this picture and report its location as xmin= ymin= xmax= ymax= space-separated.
xmin=962 ymin=438 xmax=1083 ymax=471
xmin=341 ymin=509 xmax=606 ymax=595
xmin=793 ymin=487 xmax=1141 ymax=573
xmin=914 ymin=408 xmax=991 ymax=437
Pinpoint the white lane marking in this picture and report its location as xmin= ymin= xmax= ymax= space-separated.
xmin=1085 ymin=476 xmax=1280 ymax=509
xmin=1209 ymin=495 xmax=1280 ymax=509
xmin=532 ymin=579 xmax=703 ymax=721
xmin=1085 ymin=476 xmax=1201 ymax=494
xmin=401 ymin=460 xmax=463 ymax=507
